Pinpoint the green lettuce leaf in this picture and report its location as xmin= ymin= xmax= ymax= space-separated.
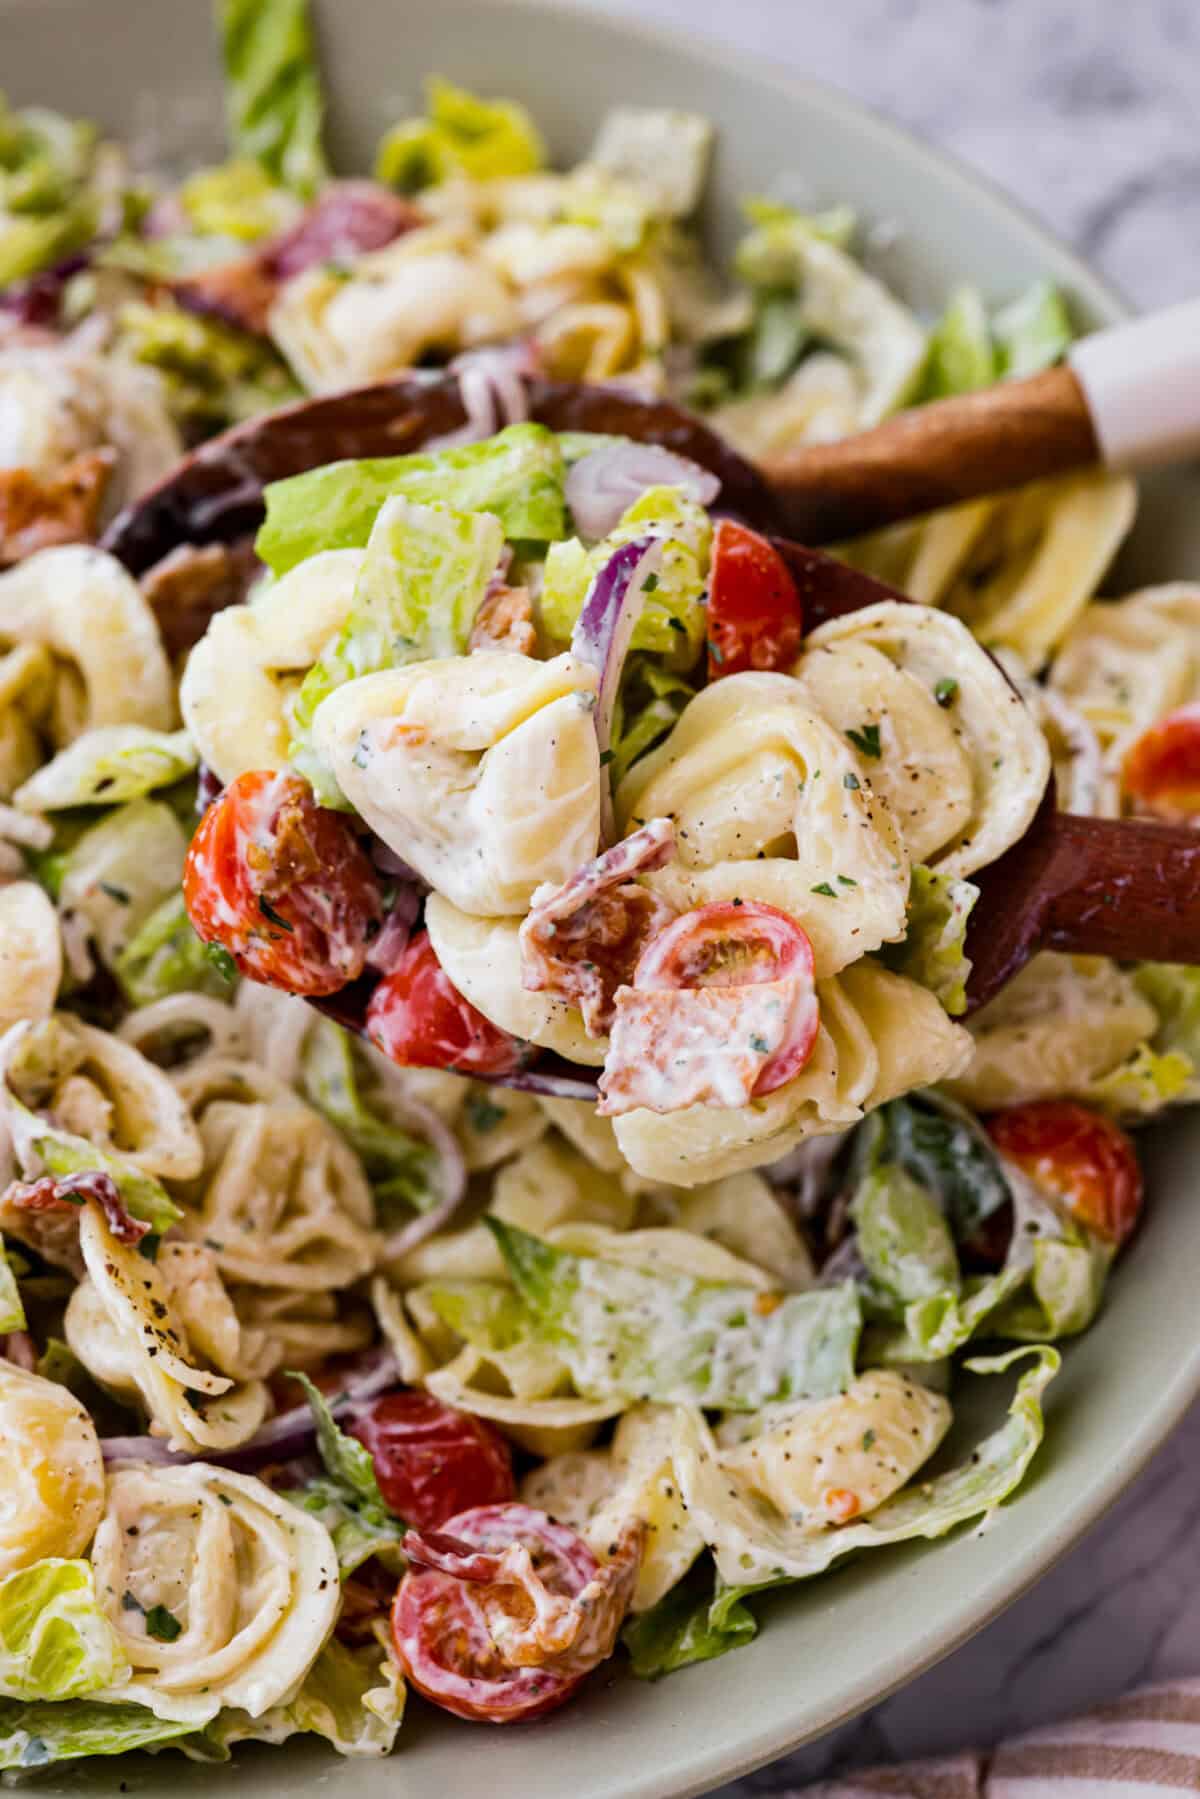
xmin=880 ymin=865 xmax=979 ymax=1016
xmin=622 ymin=1566 xmax=759 ymax=1679
xmin=0 ymin=1698 xmax=193 ymax=1770
xmin=741 ymin=195 xmax=857 ymax=249
xmin=113 ymin=891 xmax=229 ymax=1009
xmin=286 ymin=1371 xmax=404 ymax=1573
xmin=987 ymin=1231 xmax=1113 ymax=1342
xmin=609 ymin=656 xmax=695 ymax=787
xmin=677 ymin=1345 xmax=1060 ymax=1587
xmin=205 ymin=1637 xmax=405 ymax=1758
xmin=993 ymin=279 xmax=1073 ymax=379
xmin=0 ymin=100 xmax=104 ymax=285
xmin=14 ymin=728 xmax=197 ymax=814
xmin=585 ymin=107 xmax=713 ymax=219
xmin=875 ymin=1096 xmax=1011 ymax=1242
xmin=544 ymin=484 xmax=710 ymax=662
xmin=1082 ymin=1043 xmax=1195 ymax=1118
xmin=417 ymin=1279 xmax=532 ymax=1351
xmin=0 ymin=1561 xmax=126 ymax=1703
xmin=54 ymin=797 xmax=188 ymax=974
xmin=289 ymin=494 xmax=503 ymax=799
xmin=0 ymin=1240 xmax=24 ymax=1335
xmin=218 ymin=0 xmax=327 ymax=195
xmin=114 ymin=297 xmax=298 ymax=432
xmin=852 ymin=1163 xmax=961 ymax=1314
xmin=1133 ymin=962 xmax=1200 ymax=1073
xmin=920 ymin=285 xmax=997 ymax=399
xmin=257 ymin=423 xmax=566 ymax=578
xmin=177 ymin=156 xmax=296 ymax=241
xmin=375 ymin=76 xmax=544 ymax=191
xmin=487 ymin=1219 xmax=861 ymax=1411
xmin=301 ymin=1021 xmax=435 ymax=1215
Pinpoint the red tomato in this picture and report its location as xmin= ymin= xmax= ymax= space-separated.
xmin=706 ymin=519 xmax=804 ymax=680
xmin=985 ymin=1100 xmax=1144 ymax=1247
xmin=1121 ymin=703 xmax=1200 ymax=820
xmin=633 ymin=899 xmax=819 ymax=1093
xmin=350 ymin=1392 xmax=515 ymax=1528
xmin=391 ymin=1503 xmax=597 ymax=1723
xmin=183 ymin=769 xmax=383 ymax=997
xmin=366 ymin=931 xmax=528 ymax=1076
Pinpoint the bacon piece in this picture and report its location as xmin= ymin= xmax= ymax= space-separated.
xmin=519 ymin=819 xmax=676 ymax=1035
xmin=4 ymin=1170 xmax=150 ymax=1245
xmin=174 ymin=181 xmax=424 ymax=335
xmin=597 ymin=976 xmax=812 ymax=1116
xmin=468 ymin=584 xmax=536 ymax=656
xmin=0 ymin=449 xmax=116 ymax=566
xmin=402 ymin=1519 xmax=644 ymax=1680
xmin=141 ymin=538 xmax=262 ymax=660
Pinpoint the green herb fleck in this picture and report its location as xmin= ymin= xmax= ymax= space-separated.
xmin=837 ymin=873 xmax=858 ymax=887
xmin=749 ymin=1034 xmax=770 ymax=1054
xmin=862 ymin=1428 xmax=877 ymax=1451
xmin=258 ymin=895 xmax=294 ymax=933
xmin=707 ymin=638 xmax=724 ymax=666
xmin=934 ymin=677 xmax=959 ymax=708
xmin=810 ymin=881 xmax=837 ymax=898
xmin=599 ymin=748 xmax=615 ymax=767
xmin=465 ymin=1093 xmax=506 ymax=1135
xmin=144 ymin=1604 xmax=183 ymax=1643
xmin=99 ymin=882 xmax=131 ymax=904
xmin=204 ymin=942 xmax=237 ymax=982
xmin=642 ymin=572 xmax=660 ymax=593
xmin=843 ymin=772 xmax=861 ymax=790
xmin=845 ymin=723 xmax=882 ymax=759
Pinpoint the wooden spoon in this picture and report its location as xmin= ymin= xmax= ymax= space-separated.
xmin=101 ymin=375 xmax=1200 ymax=1041
xmin=763 ymin=296 xmax=1200 ymax=541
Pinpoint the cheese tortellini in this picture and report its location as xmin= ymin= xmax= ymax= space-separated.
xmin=92 ymin=1464 xmax=340 ymax=1724
xmin=836 ymin=470 xmax=1137 ymax=667
xmin=612 ymin=960 xmax=971 ymax=1186
xmin=802 ymin=602 xmax=1050 ymax=878
xmin=313 ymin=651 xmax=602 ymax=915
xmin=0 ymin=882 xmax=61 ymax=1032
xmin=66 ymin=1201 xmax=269 ymax=1453
xmin=616 ymin=671 xmax=910 ymax=978
xmin=0 ymin=1361 xmax=106 ymax=1579
xmin=179 ymin=549 xmax=363 ymax=786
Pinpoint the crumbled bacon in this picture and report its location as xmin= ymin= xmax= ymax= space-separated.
xmin=141 ymin=538 xmax=262 ymax=660
xmin=259 ymin=794 xmax=326 ymax=897
xmin=468 ymin=584 xmax=536 ymax=656
xmin=519 ymin=819 xmax=677 ymax=1035
xmin=4 ymin=1169 xmax=150 ymax=1244
xmin=174 ymin=181 xmax=424 ymax=335
xmin=0 ymin=448 xmax=116 ymax=565
xmin=402 ymin=1519 xmax=644 ymax=1680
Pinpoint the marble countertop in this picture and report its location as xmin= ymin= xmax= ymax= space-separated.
xmin=567 ymin=0 xmax=1200 ymax=1789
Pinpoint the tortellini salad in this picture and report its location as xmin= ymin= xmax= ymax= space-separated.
xmin=0 ymin=0 xmax=1197 ymax=1776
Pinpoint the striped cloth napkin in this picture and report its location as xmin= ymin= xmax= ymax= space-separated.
xmin=793 ymin=1682 xmax=1200 ymax=1797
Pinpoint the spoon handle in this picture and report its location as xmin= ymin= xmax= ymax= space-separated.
xmin=764 ymin=296 xmax=1200 ymax=544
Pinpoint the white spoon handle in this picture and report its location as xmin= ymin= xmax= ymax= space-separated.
xmin=1069 ymin=297 xmax=1200 ymax=470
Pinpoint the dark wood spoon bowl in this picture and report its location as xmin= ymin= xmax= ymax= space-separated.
xmin=103 ymin=375 xmax=1200 ymax=1041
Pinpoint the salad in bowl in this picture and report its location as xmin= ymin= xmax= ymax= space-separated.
xmin=0 ymin=0 xmax=1198 ymax=1779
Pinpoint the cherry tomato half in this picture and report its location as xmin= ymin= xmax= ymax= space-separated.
xmin=633 ymin=899 xmax=818 ymax=1093
xmin=706 ymin=519 xmax=804 ymax=680
xmin=391 ymin=1503 xmax=597 ymax=1722
xmin=1121 ymin=703 xmax=1200 ymax=821
xmin=350 ymin=1391 xmax=515 ymax=1529
xmin=183 ymin=769 xmax=383 ymax=997
xmin=366 ymin=931 xmax=528 ymax=1077
xmin=985 ymin=1100 xmax=1144 ymax=1248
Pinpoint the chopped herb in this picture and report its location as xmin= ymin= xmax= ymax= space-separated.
xmin=749 ymin=1034 xmax=770 ymax=1054
xmin=862 ymin=1428 xmax=877 ymax=1451
xmin=144 ymin=1604 xmax=183 ymax=1643
xmin=837 ymin=873 xmax=858 ymax=887
xmin=204 ymin=942 xmax=237 ymax=982
xmin=599 ymin=748 xmax=615 ymax=767
xmin=934 ymin=677 xmax=959 ymax=708
xmin=843 ymin=772 xmax=861 ymax=790
xmin=707 ymin=638 xmax=724 ymax=665
xmin=642 ymin=572 xmax=660 ymax=593
xmin=810 ymin=881 xmax=837 ymax=898
xmin=121 ymin=1591 xmax=144 ymax=1614
xmin=845 ymin=722 xmax=882 ymax=759
xmin=465 ymin=1093 xmax=506 ymax=1135
xmin=99 ymin=881 xmax=131 ymax=904
xmin=667 ymin=615 xmax=685 ymax=633
xmin=258 ymin=895 xmax=294 ymax=933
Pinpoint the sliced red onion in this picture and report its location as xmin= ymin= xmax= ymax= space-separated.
xmin=473 ymin=1060 xmax=600 ymax=1102
xmin=366 ymin=886 xmax=422 ymax=975
xmin=426 ymin=343 xmax=542 ymax=450
xmin=368 ymin=840 xmax=430 ymax=889
xmin=100 ymin=1346 xmax=400 ymax=1471
xmin=0 ymin=1331 xmax=35 ymax=1371
xmin=571 ymin=535 xmax=664 ymax=840
xmin=566 ymin=442 xmax=720 ymax=543
xmin=766 ymin=1128 xmax=854 ymax=1220
xmin=374 ymin=1091 xmax=468 ymax=1260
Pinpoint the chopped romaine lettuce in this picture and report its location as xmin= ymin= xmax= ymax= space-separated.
xmin=301 ymin=1021 xmax=436 ymax=1215
xmin=542 ymin=484 xmax=710 ymax=662
xmin=113 ymin=891 xmax=228 ymax=1009
xmin=675 ymin=1345 xmax=1060 ymax=1587
xmin=741 ymin=195 xmax=857 ymax=248
xmin=218 ymin=0 xmax=327 ymax=195
xmin=115 ymin=298 xmax=298 ymax=431
xmin=487 ymin=1219 xmax=861 ymax=1411
xmin=585 ymin=108 xmax=712 ymax=219
xmin=880 ymin=865 xmax=979 ymax=1016
xmin=921 ymin=285 xmax=997 ymax=399
xmin=609 ymin=656 xmax=695 ymax=786
xmin=375 ymin=76 xmax=544 ymax=191
xmin=256 ymin=424 xmax=567 ymax=578
xmin=875 ymin=1095 xmax=1011 ymax=1242
xmin=206 ymin=1637 xmax=405 ymax=1758
xmin=0 ymin=1698 xmax=193 ymax=1771
xmin=14 ymin=728 xmax=197 ymax=814
xmin=289 ymin=494 xmax=502 ymax=799
xmin=1133 ymin=963 xmax=1200 ymax=1070
xmin=178 ymin=156 xmax=297 ymax=241
xmin=0 ymin=1561 xmax=126 ymax=1703
xmin=285 ymin=1372 xmax=404 ymax=1573
xmin=1083 ymin=1043 xmax=1194 ymax=1118
xmin=853 ymin=1164 xmax=961 ymax=1313
xmin=52 ymin=797 xmax=188 ymax=976
xmin=993 ymin=279 xmax=1073 ymax=379
xmin=418 ymin=1279 xmax=532 ymax=1352
xmin=0 ymin=1240 xmax=24 ymax=1335
xmin=622 ymin=1566 xmax=760 ymax=1679
xmin=0 ymin=100 xmax=103 ymax=285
